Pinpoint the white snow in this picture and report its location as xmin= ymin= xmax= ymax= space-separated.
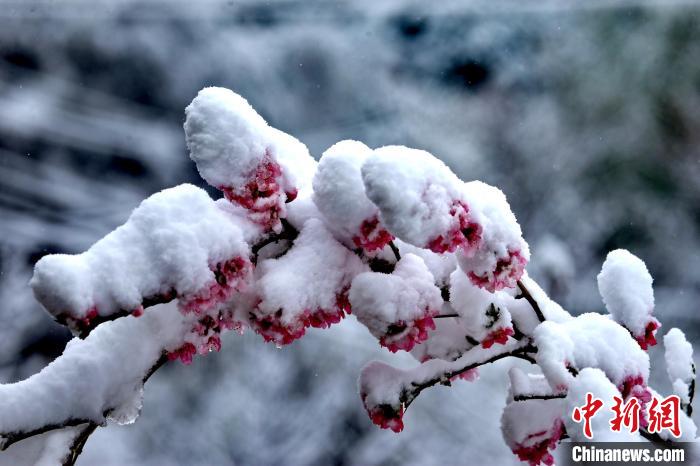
xmin=500 ymin=398 xmax=564 ymax=450
xmin=507 ymin=367 xmax=556 ymax=401
xmin=395 ymin=240 xmax=457 ymax=287
xmin=597 ymin=249 xmax=655 ymax=338
xmin=313 ymin=140 xmax=390 ymax=251
xmin=455 ymin=180 xmax=530 ymax=290
xmin=349 ymin=254 xmax=442 ymax=341
xmin=449 ymin=270 xmax=513 ymax=342
xmin=664 ymin=328 xmax=694 ymax=404
xmin=409 ymin=307 xmax=475 ymax=362
xmin=534 ymin=313 xmax=649 ymax=391
xmin=184 ymin=86 xmax=315 ymax=196
xmin=31 ymin=184 xmax=251 ymax=329
xmin=360 ymin=145 xmax=463 ymax=249
xmin=254 ymin=218 xmax=367 ymax=325
xmin=0 ymin=303 xmax=187 ymax=448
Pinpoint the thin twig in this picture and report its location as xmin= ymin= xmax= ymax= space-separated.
xmin=516 ymin=279 xmax=546 ymax=323
xmin=403 ymin=342 xmax=537 ymax=408
xmin=388 ymin=241 xmax=401 ymax=262
xmin=513 ymin=393 xmax=567 ymax=402
xmin=62 ymin=423 xmax=98 ymax=466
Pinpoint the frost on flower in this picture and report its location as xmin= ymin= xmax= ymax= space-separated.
xmin=184 ymin=87 xmax=316 ymax=231
xmin=30 ymin=184 xmax=252 ymax=334
xmin=534 ymin=313 xmax=649 ymax=393
xmin=358 ymin=361 xmax=406 ymax=433
xmin=597 ymin=249 xmax=659 ymax=350
xmin=449 ymin=270 xmax=514 ymax=348
xmin=564 ymin=368 xmax=642 ymax=442
xmin=501 ymin=398 xmax=564 ymax=466
xmin=664 ymin=328 xmax=695 ymax=405
xmin=312 ymin=140 xmax=394 ymax=254
xmin=251 ymin=218 xmax=367 ymax=345
xmin=350 ymin=254 xmax=442 ymax=352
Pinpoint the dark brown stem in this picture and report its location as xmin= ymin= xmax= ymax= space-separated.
xmin=62 ymin=422 xmax=98 ymax=466
xmin=403 ymin=342 xmax=537 ymax=409
xmin=434 ymin=313 xmax=459 ymax=319
xmin=388 ymin=241 xmax=401 ymax=262
xmin=251 ymin=218 xmax=299 ymax=265
xmin=513 ymin=393 xmax=566 ymax=402
xmin=516 ymin=279 xmax=546 ymax=323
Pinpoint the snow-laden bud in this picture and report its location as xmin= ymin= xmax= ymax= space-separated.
xmin=184 ymin=87 xmax=316 ymax=232
xmin=312 ymin=140 xmax=394 ymax=254
xmin=361 ymin=146 xmax=528 ymax=292
xmin=358 ymin=361 xmax=406 ymax=432
xmin=597 ymin=249 xmax=659 ymax=350
xmin=456 ymin=181 xmax=529 ymax=293
xmin=534 ymin=313 xmax=650 ymax=393
xmin=251 ymin=219 xmax=366 ymax=346
xmin=449 ymin=270 xmax=514 ymax=349
xmin=350 ymin=254 xmax=442 ymax=352
xmin=501 ymin=398 xmax=564 ymax=466
xmin=565 ymin=368 xmax=642 ymax=441
xmin=30 ymin=184 xmax=252 ymax=334
xmin=664 ymin=328 xmax=695 ymax=405
xmin=361 ymin=146 xmax=482 ymax=255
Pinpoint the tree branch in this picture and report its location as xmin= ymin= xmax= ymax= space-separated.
xmin=516 ymin=279 xmax=546 ymax=323
xmin=401 ymin=340 xmax=537 ymax=409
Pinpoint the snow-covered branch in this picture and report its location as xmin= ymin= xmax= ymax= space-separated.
xmin=2 ymin=86 xmax=696 ymax=465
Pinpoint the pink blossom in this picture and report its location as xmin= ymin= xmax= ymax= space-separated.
xmin=352 ymin=215 xmax=395 ymax=253
xmin=167 ymin=342 xmax=198 ymax=365
xmin=426 ymin=200 xmax=482 ymax=255
xmin=481 ymin=327 xmax=515 ymax=349
xmin=635 ymin=319 xmax=660 ymax=350
xmin=219 ymin=150 xmax=291 ymax=231
xmin=450 ymin=368 xmax=480 ymax=383
xmin=361 ymin=394 xmax=404 ymax=433
xmin=379 ymin=311 xmax=437 ymax=353
xmin=512 ymin=419 xmax=564 ymax=466
xmin=468 ymin=249 xmax=527 ymax=293
xmin=180 ymin=256 xmax=250 ymax=315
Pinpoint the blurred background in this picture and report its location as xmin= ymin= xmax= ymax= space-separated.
xmin=0 ymin=0 xmax=699 ymax=464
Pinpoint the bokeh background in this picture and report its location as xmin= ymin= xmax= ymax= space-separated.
xmin=1 ymin=0 xmax=699 ymax=464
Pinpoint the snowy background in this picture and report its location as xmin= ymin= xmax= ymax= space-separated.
xmin=1 ymin=0 xmax=699 ymax=464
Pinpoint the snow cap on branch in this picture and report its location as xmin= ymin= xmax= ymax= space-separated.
xmin=251 ymin=218 xmax=367 ymax=345
xmin=0 ymin=303 xmax=187 ymax=449
xmin=664 ymin=328 xmax=695 ymax=405
xmin=455 ymin=181 xmax=530 ymax=292
xmin=597 ymin=249 xmax=659 ymax=350
xmin=361 ymin=145 xmax=479 ymax=254
xmin=350 ymin=253 xmax=442 ymax=352
xmin=184 ymin=87 xmax=316 ymax=231
xmin=313 ymin=140 xmax=393 ymax=253
xmin=361 ymin=146 xmax=528 ymax=292
xmin=534 ymin=313 xmax=650 ymax=393
xmin=358 ymin=361 xmax=406 ymax=433
xmin=31 ymin=184 xmax=252 ymax=334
